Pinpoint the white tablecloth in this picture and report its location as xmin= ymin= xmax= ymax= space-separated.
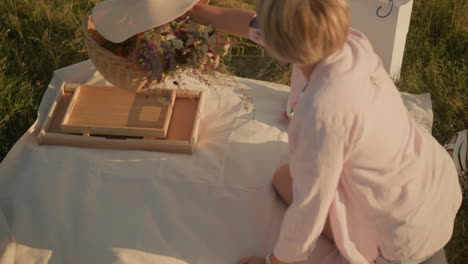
xmin=0 ymin=61 xmax=433 ymax=264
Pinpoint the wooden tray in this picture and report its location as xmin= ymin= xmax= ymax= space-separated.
xmin=38 ymin=83 xmax=204 ymax=154
xmin=61 ymin=84 xmax=175 ymax=138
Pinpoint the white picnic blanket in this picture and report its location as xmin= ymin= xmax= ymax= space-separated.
xmin=0 ymin=61 xmax=433 ymax=264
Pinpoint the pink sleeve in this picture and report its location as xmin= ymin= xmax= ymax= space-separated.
xmin=273 ymin=114 xmax=345 ymax=262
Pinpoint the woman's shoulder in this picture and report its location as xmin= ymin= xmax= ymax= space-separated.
xmin=303 ymin=28 xmax=384 ymax=109
xmin=319 ymin=27 xmax=381 ymax=79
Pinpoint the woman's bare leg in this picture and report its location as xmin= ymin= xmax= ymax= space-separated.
xmin=272 ymin=163 xmax=334 ymax=242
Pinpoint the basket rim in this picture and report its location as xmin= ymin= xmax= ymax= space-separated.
xmin=82 ymin=10 xmax=133 ymax=64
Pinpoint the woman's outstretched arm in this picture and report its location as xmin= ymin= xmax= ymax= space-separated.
xmin=189 ymin=4 xmax=255 ymax=39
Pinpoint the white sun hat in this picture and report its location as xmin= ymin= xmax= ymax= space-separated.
xmin=91 ymin=0 xmax=200 ymax=43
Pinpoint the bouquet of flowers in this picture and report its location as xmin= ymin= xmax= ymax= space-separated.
xmin=95 ymin=17 xmax=232 ymax=85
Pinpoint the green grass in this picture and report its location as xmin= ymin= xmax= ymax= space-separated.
xmin=0 ymin=0 xmax=467 ymax=262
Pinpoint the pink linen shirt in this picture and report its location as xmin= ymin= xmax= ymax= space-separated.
xmin=250 ymin=26 xmax=462 ymax=263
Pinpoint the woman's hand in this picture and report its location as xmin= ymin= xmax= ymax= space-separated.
xmin=179 ymin=0 xmax=210 ymax=21
xmin=186 ymin=0 xmax=211 ymax=25
xmin=185 ymin=3 xmax=255 ymax=38
xmin=238 ymin=255 xmax=291 ymax=264
xmin=196 ymin=0 xmax=210 ymax=5
xmin=237 ymin=256 xmax=265 ymax=264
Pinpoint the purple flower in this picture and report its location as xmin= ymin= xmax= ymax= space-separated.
xmin=120 ymin=18 xmax=233 ymax=84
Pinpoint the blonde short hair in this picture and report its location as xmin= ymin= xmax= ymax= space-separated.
xmin=256 ymin=0 xmax=349 ymax=64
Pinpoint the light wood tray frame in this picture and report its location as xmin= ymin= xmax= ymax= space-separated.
xmin=38 ymin=83 xmax=204 ymax=154
xmin=60 ymin=84 xmax=176 ymax=138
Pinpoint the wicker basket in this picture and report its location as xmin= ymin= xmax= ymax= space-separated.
xmin=82 ymin=11 xmax=158 ymax=91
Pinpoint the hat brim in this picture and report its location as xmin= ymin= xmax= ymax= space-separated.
xmin=91 ymin=0 xmax=199 ymax=43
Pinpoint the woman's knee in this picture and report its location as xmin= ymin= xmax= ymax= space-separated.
xmin=272 ymin=164 xmax=290 ymax=186
xmin=272 ymin=163 xmax=293 ymax=205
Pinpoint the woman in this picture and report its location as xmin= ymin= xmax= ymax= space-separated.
xmin=188 ymin=1 xmax=463 ymax=264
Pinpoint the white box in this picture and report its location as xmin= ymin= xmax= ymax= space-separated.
xmin=347 ymin=0 xmax=414 ymax=80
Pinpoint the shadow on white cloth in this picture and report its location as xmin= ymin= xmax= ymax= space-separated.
xmin=0 ymin=61 xmax=433 ymax=264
